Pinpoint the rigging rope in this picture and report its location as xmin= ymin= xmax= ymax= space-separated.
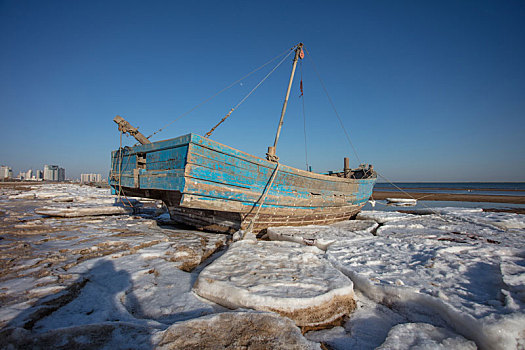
xmin=205 ymin=49 xmax=295 ymax=138
xmin=303 ymin=46 xmax=362 ymax=165
xmin=116 ymin=131 xmax=134 ymax=208
xmin=146 ymin=47 xmax=294 ymax=140
xmin=245 ymin=162 xmax=281 ymax=236
xmin=374 ymin=171 xmax=505 ymax=231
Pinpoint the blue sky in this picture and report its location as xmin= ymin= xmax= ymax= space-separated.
xmin=1 ymin=0 xmax=524 ymax=181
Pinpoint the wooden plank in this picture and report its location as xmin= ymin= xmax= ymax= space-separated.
xmin=190 ymin=133 xmax=365 ymax=183
xmin=167 ymin=199 xmax=364 ymax=233
xmin=189 ymin=141 xmax=364 ymax=191
xmin=139 ymin=169 xmax=186 ymax=191
xmin=187 ymin=145 xmax=364 ymax=195
xmin=146 ymin=145 xmax=188 ymax=170
xmin=182 ymin=178 xmax=357 ymax=209
xmin=125 ymin=134 xmax=192 ymax=155
xmin=188 ymin=144 xmax=359 ymax=193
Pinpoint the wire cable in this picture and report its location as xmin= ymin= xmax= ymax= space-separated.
xmin=146 ymin=47 xmax=294 ymax=140
xmin=300 ymin=61 xmax=309 ymax=171
xmin=303 ymin=46 xmax=361 ymax=164
xmin=205 ymin=49 xmax=295 ymax=137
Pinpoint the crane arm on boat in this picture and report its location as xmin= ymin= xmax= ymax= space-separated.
xmin=113 ymin=115 xmax=152 ymax=145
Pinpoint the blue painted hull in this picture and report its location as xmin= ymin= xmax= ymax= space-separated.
xmin=109 ymin=133 xmax=376 ymax=233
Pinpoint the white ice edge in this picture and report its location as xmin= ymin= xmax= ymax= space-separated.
xmin=193 ymin=278 xmax=354 ymax=313
xmin=327 ymin=254 xmax=525 ymax=350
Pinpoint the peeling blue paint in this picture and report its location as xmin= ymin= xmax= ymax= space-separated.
xmin=110 ymin=133 xmax=376 ymax=210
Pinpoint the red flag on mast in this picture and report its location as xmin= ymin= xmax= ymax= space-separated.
xmin=300 ymin=79 xmax=303 ymax=98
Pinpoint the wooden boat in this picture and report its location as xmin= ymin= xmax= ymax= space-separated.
xmin=109 ymin=44 xmax=377 ymax=233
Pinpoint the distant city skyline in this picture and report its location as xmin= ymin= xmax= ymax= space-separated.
xmin=1 ymin=1 xmax=524 ymax=181
xmin=1 ymin=163 xmax=106 ymax=182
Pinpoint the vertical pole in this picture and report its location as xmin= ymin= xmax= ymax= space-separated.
xmin=344 ymin=157 xmax=350 ymax=178
xmin=267 ymin=43 xmax=303 ymax=161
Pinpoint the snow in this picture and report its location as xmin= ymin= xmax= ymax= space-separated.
xmin=1 ymin=183 xmax=524 ymax=349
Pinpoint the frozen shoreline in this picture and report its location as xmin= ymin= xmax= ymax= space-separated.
xmin=1 ymin=183 xmax=524 ymax=349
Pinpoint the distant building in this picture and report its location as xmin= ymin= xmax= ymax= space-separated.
xmin=36 ymin=170 xmax=43 ymax=180
xmin=81 ymin=173 xmax=102 ymax=183
xmin=0 ymin=165 xmax=12 ymax=179
xmin=43 ymin=165 xmax=65 ymax=181
xmin=25 ymin=169 xmax=33 ymax=180
xmin=58 ymin=168 xmax=65 ymax=181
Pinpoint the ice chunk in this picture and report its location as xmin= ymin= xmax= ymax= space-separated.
xmin=194 ymin=240 xmax=356 ymax=327
xmin=8 ymin=193 xmax=36 ymax=199
xmin=377 ymin=323 xmax=476 ymax=349
xmin=267 ymin=220 xmax=376 ymax=250
xmin=330 ymin=219 xmax=379 ymax=232
xmin=157 ymin=311 xmax=320 ymax=349
xmin=357 ymin=210 xmax=416 ymax=223
xmin=35 ymin=206 xmax=133 ymax=217
xmin=386 ymin=198 xmax=418 ymax=206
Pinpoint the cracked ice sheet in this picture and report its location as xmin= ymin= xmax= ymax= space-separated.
xmin=389 ymin=207 xmax=525 ymax=234
xmin=327 ymin=209 xmax=525 ymax=350
xmin=0 ymin=183 xmax=228 ymax=339
xmin=375 ymin=214 xmax=523 ymax=247
xmin=7 ymin=184 xmax=111 ymax=203
xmin=7 ymin=183 xmax=147 ymax=214
xmin=306 ymin=291 xmax=476 ymax=350
xmin=267 ymin=220 xmax=378 ymax=250
xmin=0 ymin=220 xmax=228 ymax=327
xmin=30 ymin=252 xmax=224 ymax=334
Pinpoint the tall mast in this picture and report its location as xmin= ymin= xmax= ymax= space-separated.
xmin=266 ymin=43 xmax=304 ymax=162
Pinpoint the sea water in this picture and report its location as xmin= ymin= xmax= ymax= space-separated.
xmin=369 ymin=182 xmax=525 ymax=211
xmin=374 ymin=182 xmax=525 ymax=197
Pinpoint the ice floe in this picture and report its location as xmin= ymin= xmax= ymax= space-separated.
xmin=357 ymin=210 xmax=416 ymax=223
xmin=35 ymin=205 xmax=133 ymax=217
xmin=267 ymin=220 xmax=377 ymax=250
xmin=194 ymin=240 xmax=356 ymax=327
